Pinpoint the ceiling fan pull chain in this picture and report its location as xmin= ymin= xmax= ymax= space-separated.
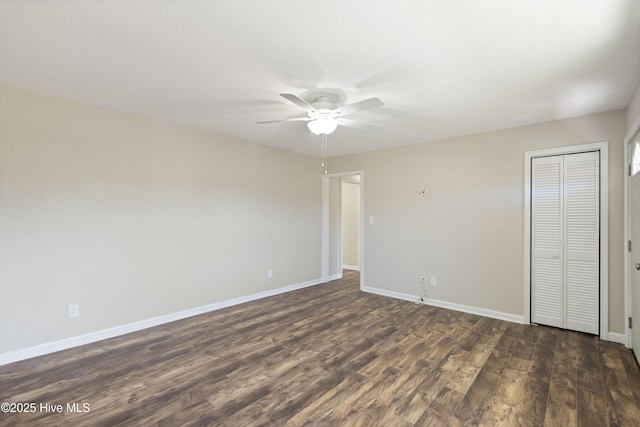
xmin=321 ymin=134 xmax=328 ymax=174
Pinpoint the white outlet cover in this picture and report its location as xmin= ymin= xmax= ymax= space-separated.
xmin=267 ymin=269 xmax=273 ymax=278
xmin=68 ymin=304 xmax=79 ymax=318
xmin=430 ymin=277 xmax=437 ymax=286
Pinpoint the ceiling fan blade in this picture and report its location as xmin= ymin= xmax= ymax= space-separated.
xmin=257 ymin=117 xmax=312 ymax=124
xmin=333 ymin=97 xmax=384 ymax=117
xmin=336 ymin=117 xmax=378 ymax=131
xmin=280 ymin=93 xmax=317 ymax=112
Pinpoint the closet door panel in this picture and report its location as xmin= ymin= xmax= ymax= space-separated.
xmin=531 ymin=156 xmax=563 ymax=328
xmin=564 ymin=151 xmax=599 ymax=334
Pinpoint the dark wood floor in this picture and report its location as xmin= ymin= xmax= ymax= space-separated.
xmin=2 ymin=270 xmax=640 ymax=426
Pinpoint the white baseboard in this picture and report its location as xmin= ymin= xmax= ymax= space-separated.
xmin=362 ymin=286 xmax=627 ymax=343
xmin=342 ymin=264 xmax=360 ymax=271
xmin=606 ymin=332 xmax=627 ymax=345
xmin=424 ymin=297 xmax=525 ymax=324
xmin=361 ymin=285 xmax=525 ymax=324
xmin=4 ymin=279 xmax=626 ymax=366
xmin=361 ymin=286 xmax=416 ymax=303
xmin=328 ymin=273 xmax=343 ymax=281
xmin=0 ymin=277 xmax=324 ymax=366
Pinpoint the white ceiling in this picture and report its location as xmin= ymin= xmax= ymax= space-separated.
xmin=1 ymin=1 xmax=639 ymax=157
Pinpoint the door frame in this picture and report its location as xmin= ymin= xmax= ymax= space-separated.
xmin=322 ymin=170 xmax=364 ymax=289
xmin=524 ymin=142 xmax=609 ymax=340
xmin=625 ymin=118 xmax=640 ymax=348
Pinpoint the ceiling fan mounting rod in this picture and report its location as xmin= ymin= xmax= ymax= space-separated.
xmin=312 ymin=95 xmax=331 ymax=103
xmin=310 ymin=95 xmax=337 ymax=112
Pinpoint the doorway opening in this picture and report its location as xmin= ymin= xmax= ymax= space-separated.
xmin=341 ymin=175 xmax=361 ymax=273
xmin=322 ymin=171 xmax=364 ymax=289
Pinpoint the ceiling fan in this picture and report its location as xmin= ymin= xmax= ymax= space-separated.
xmin=257 ymin=93 xmax=384 ymax=135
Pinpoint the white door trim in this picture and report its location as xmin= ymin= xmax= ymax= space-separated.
xmin=524 ymin=142 xmax=609 ymax=340
xmin=624 ymin=128 xmax=640 ymax=348
xmin=624 ymin=138 xmax=631 ymax=348
xmin=322 ymin=171 xmax=364 ymax=289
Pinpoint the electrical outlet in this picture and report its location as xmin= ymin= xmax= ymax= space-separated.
xmin=267 ymin=269 xmax=273 ymax=279
xmin=68 ymin=304 xmax=79 ymax=318
xmin=430 ymin=276 xmax=437 ymax=286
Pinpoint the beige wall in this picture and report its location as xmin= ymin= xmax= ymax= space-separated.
xmin=0 ymin=85 xmax=322 ymax=353
xmin=0 ymin=83 xmax=631 ymax=356
xmin=329 ymin=110 xmax=627 ymax=333
xmin=341 ymin=180 xmax=360 ymax=269
xmin=627 ymin=81 xmax=640 ymax=136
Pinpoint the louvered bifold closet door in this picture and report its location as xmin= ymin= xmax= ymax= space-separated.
xmin=531 ymin=156 xmax=564 ymax=328
xmin=564 ymin=152 xmax=599 ymax=334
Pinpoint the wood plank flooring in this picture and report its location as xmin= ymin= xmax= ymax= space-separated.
xmin=2 ymin=270 xmax=640 ymax=426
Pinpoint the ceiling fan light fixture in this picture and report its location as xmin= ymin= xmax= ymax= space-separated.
xmin=307 ymin=117 xmax=338 ymax=135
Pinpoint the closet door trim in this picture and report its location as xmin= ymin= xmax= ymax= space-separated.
xmin=524 ymin=142 xmax=609 ymax=340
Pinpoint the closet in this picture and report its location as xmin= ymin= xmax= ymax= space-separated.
xmin=531 ymin=151 xmax=600 ymax=334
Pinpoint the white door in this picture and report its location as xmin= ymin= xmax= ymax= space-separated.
xmin=564 ymin=152 xmax=600 ymax=334
xmin=631 ymin=141 xmax=640 ymax=363
xmin=531 ymin=155 xmax=564 ymax=328
xmin=531 ymin=151 xmax=600 ymax=334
